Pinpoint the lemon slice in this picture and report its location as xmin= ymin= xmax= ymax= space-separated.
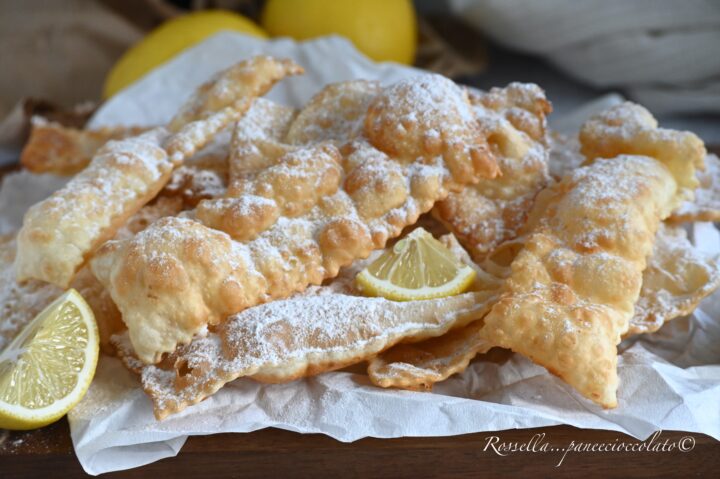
xmin=0 ymin=289 xmax=99 ymax=430
xmin=356 ymin=228 xmax=476 ymax=301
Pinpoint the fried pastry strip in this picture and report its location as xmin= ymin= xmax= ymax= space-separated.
xmin=21 ymin=119 xmax=148 ymax=175
xmin=367 ymin=222 xmax=720 ymax=391
xmin=86 ymin=196 xmax=185 ymax=351
xmin=629 ymin=223 xmax=720 ymax=336
xmin=16 ymin=128 xmax=174 ymax=287
xmin=191 ymin=98 xmax=300 ymax=227
xmin=115 ymin=289 xmax=496 ymax=419
xmin=16 ymin=56 xmax=302 ymax=287
xmin=164 ymin=56 xmax=303 ymax=162
xmin=432 ymin=83 xmax=552 ymax=262
xmin=668 ymin=153 xmax=720 ymax=223
xmin=195 ymin=82 xmax=377 ymax=240
xmin=579 ymin=102 xmax=704 ymax=202
xmin=92 ymin=74 xmax=500 ymax=364
xmin=161 ymin=139 xmax=231 ymax=207
xmin=481 ymin=103 xmax=704 ymax=408
xmin=196 ymin=143 xmax=343 ymax=240
xmin=550 ymin=108 xmax=714 ymax=222
xmin=228 ymin=97 xmax=298 ymax=179
xmin=367 ymin=320 xmax=493 ymax=391
xmin=285 ymin=80 xmax=381 ymax=144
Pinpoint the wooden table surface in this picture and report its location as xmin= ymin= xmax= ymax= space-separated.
xmin=1 ymin=145 xmax=718 ymax=478
xmin=1 ymin=418 xmax=719 ymax=478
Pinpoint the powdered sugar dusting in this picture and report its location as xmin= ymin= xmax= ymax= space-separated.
xmin=234 ymin=98 xmax=297 ymax=145
xmin=550 ymin=155 xmax=673 ymax=252
xmin=287 ymin=80 xmax=379 ymax=144
xmin=548 ymin=132 xmax=584 ymax=180
xmin=375 ymin=74 xmax=476 ymax=131
xmin=0 ymin=237 xmax=61 ymax=351
xmin=671 ymin=153 xmax=720 ymax=222
xmin=631 ymin=224 xmax=720 ymax=335
xmin=15 ymin=127 xmax=174 ymax=286
xmin=117 ymin=290 xmax=481 ymax=416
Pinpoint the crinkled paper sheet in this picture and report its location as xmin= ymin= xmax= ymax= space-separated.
xmin=1 ymin=33 xmax=717 ymax=475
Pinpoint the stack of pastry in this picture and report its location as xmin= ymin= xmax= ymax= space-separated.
xmin=3 ymin=56 xmax=719 ymax=419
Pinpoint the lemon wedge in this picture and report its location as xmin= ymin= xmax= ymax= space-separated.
xmin=356 ymin=228 xmax=476 ymax=301
xmin=0 ymin=289 xmax=99 ymax=430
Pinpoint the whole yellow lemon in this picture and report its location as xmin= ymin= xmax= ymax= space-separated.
xmin=261 ymin=0 xmax=417 ymax=64
xmin=103 ymin=10 xmax=267 ymax=98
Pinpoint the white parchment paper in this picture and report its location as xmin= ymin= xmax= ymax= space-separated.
xmin=1 ymin=33 xmax=718 ymax=475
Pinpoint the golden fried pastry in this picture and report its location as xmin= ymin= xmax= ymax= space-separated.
xmin=579 ymin=102 xmax=705 ymax=206
xmin=367 ymin=320 xmax=492 ymax=391
xmin=286 ymin=80 xmax=381 ymax=144
xmin=15 ymin=56 xmax=302 ymax=287
xmin=481 ymin=103 xmax=704 ymax=408
xmin=550 ymin=106 xmax=713 ymax=223
xmin=669 ymin=153 xmax=720 ymax=223
xmin=165 ymin=56 xmax=303 ymax=162
xmin=91 ymin=74 xmax=500 ymax=364
xmin=88 ymin=196 xmax=185 ymax=351
xmin=20 ymin=118 xmax=148 ymax=175
xmin=629 ymin=223 xmax=720 ymax=336
xmin=191 ymin=98 xmax=303 ymax=234
xmin=195 ymin=82 xmax=380 ymax=240
xmin=115 ymin=285 xmax=497 ymax=419
xmin=15 ymin=128 xmax=174 ymax=287
xmin=366 ymin=221 xmax=720 ymax=391
xmin=19 ymin=59 xmax=299 ymax=178
xmin=433 ymin=83 xmax=551 ymax=262
xmin=112 ymin=231 xmax=498 ymax=418
xmin=162 ymin=143 xmax=230 ymax=207
xmin=120 ymin=193 xmax=193 ymax=343
xmin=365 ymin=76 xmax=499 ymax=183
xmin=474 ymin=221 xmax=720 ymax=340
xmin=228 ymin=98 xmax=298 ymax=178
xmin=550 ymin=103 xmax=707 ymax=213
xmin=196 ymin=143 xmax=343 ymax=240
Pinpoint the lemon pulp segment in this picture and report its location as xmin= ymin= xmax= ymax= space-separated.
xmin=356 ymin=228 xmax=476 ymax=301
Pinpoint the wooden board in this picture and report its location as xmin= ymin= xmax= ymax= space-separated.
xmin=1 ymin=418 xmax=719 ymax=478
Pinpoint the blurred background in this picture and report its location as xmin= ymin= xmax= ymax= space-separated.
xmin=1 ymin=0 xmax=719 ymax=159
